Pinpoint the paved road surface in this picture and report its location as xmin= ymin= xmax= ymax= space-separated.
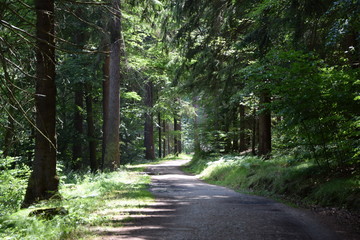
xmin=97 ymin=159 xmax=341 ymax=240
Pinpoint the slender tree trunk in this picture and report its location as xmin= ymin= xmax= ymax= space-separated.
xmin=102 ymin=50 xmax=110 ymax=170
xmin=85 ymin=84 xmax=98 ymax=172
xmin=72 ymin=84 xmax=83 ymax=170
xmin=104 ymin=0 xmax=121 ymax=170
xmin=251 ymin=108 xmax=257 ymax=155
xmin=166 ymin=122 xmax=171 ymax=155
xmin=158 ymin=112 xmax=162 ymax=158
xmin=231 ymin=108 xmax=239 ymax=152
xmin=258 ymin=91 xmax=272 ymax=158
xmin=239 ymin=104 xmax=247 ymax=152
xmin=144 ymin=81 xmax=155 ymax=160
xmin=174 ymin=117 xmax=178 ymax=156
xmin=23 ymin=0 xmax=58 ymax=207
xmin=177 ymin=118 xmax=182 ymax=154
xmin=193 ymin=103 xmax=201 ymax=154
xmin=162 ymin=120 xmax=166 ymax=158
xmin=225 ymin=128 xmax=232 ymax=153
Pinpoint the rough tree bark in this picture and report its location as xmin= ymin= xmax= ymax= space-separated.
xmin=144 ymin=80 xmax=155 ymax=160
xmin=103 ymin=0 xmax=121 ymax=170
xmin=23 ymin=0 xmax=58 ymax=207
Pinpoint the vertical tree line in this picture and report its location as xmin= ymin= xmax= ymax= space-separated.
xmin=22 ymin=0 xmax=58 ymax=207
xmin=1 ymin=0 xmax=358 ymax=208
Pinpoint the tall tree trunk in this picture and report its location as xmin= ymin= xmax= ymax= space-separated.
xmin=158 ymin=112 xmax=162 ymax=158
xmin=144 ymin=81 xmax=155 ymax=160
xmin=232 ymin=110 xmax=239 ymax=152
xmin=251 ymin=108 xmax=257 ymax=155
xmin=228 ymin=107 xmax=238 ymax=152
xmin=177 ymin=118 xmax=182 ymax=154
xmin=258 ymin=91 xmax=272 ymax=158
xmin=23 ymin=0 xmax=58 ymax=207
xmin=166 ymin=121 xmax=171 ymax=155
xmin=239 ymin=104 xmax=247 ymax=152
xmin=193 ymin=103 xmax=201 ymax=154
xmin=70 ymin=7 xmax=86 ymax=170
xmin=174 ymin=117 xmax=178 ymax=156
xmin=224 ymin=122 xmax=232 ymax=154
xmin=85 ymin=84 xmax=98 ymax=172
xmin=72 ymin=84 xmax=83 ymax=170
xmin=162 ymin=120 xmax=166 ymax=158
xmin=102 ymin=50 xmax=110 ymax=170
xmin=103 ymin=0 xmax=121 ymax=170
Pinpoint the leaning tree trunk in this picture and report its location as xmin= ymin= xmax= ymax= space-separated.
xmin=23 ymin=0 xmax=58 ymax=207
xmin=103 ymin=0 xmax=121 ymax=170
xmin=258 ymin=91 xmax=272 ymax=158
xmin=144 ymin=80 xmax=155 ymax=160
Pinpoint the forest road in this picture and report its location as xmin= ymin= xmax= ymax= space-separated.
xmin=97 ymin=159 xmax=342 ymax=240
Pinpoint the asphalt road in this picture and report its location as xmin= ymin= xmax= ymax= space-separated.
xmin=97 ymin=159 xmax=341 ymax=240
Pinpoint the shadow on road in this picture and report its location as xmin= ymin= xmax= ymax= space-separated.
xmin=93 ymin=159 xmax=341 ymax=240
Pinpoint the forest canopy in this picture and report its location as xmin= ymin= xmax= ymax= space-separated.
xmin=0 ymin=0 xmax=359 ymax=207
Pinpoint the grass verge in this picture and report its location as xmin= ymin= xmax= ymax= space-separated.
xmin=0 ymin=167 xmax=153 ymax=240
xmin=184 ymin=154 xmax=360 ymax=210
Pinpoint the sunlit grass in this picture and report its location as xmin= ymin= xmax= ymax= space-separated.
xmin=184 ymin=154 xmax=360 ymax=210
xmin=0 ymin=153 xmax=194 ymax=240
xmin=0 ymin=168 xmax=154 ymax=240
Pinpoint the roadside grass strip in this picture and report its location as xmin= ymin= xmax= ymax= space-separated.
xmin=184 ymin=154 xmax=360 ymax=210
xmin=0 ymin=169 xmax=153 ymax=240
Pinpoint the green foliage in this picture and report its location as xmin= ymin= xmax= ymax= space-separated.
xmin=185 ymin=154 xmax=360 ymax=210
xmin=0 ymin=154 xmax=30 ymax=216
xmin=0 ymin=167 xmax=153 ymax=240
xmin=264 ymin=50 xmax=359 ymax=166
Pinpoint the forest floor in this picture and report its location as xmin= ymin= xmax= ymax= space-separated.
xmin=91 ymin=158 xmax=359 ymax=240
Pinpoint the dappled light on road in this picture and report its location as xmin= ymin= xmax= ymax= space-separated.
xmin=93 ymin=159 xmax=339 ymax=240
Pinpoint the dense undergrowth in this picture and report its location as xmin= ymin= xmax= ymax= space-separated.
xmin=184 ymin=154 xmax=360 ymax=210
xmin=0 ymin=156 xmax=154 ymax=240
